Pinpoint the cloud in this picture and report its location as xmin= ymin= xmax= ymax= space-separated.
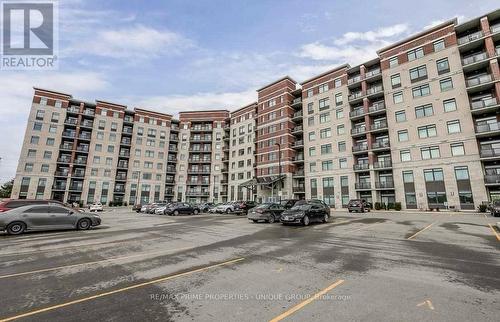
xmin=65 ymin=24 xmax=193 ymax=60
xmin=0 ymin=71 xmax=110 ymax=182
xmin=333 ymin=24 xmax=409 ymax=45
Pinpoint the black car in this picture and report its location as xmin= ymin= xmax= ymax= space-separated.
xmin=347 ymin=199 xmax=371 ymax=213
xmin=164 ymin=202 xmax=200 ymax=216
xmin=280 ymin=202 xmax=330 ymax=226
xmin=234 ymin=201 xmax=258 ymax=214
xmin=247 ymin=203 xmax=285 ymax=223
xmin=490 ymin=201 xmax=500 ymax=217
xmin=279 ymin=199 xmax=300 ymax=209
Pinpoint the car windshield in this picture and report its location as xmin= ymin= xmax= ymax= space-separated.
xmin=290 ymin=204 xmax=312 ymax=211
xmin=255 ymin=203 xmax=272 ymax=209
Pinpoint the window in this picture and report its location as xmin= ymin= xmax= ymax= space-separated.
xmin=433 ymin=39 xmax=445 ymax=52
xmin=51 ymin=112 xmax=59 ymax=122
xmin=454 ymin=166 xmax=470 ymax=180
xmin=43 ymin=151 xmax=52 ymax=159
xmin=391 ymin=74 xmax=401 ymax=88
xmin=334 ymin=78 xmax=342 ymax=88
xmin=424 ymin=169 xmax=444 ymax=182
xmin=335 ymin=93 xmax=343 ymax=106
xmin=451 ymin=143 xmax=465 ymax=156
xmin=319 ymin=98 xmax=329 ymax=111
xmin=320 ymin=128 xmax=331 ymax=139
xmin=337 ymin=125 xmax=345 ymax=135
xmin=308 ymin=131 xmax=315 ymax=141
xmin=309 ymin=162 xmax=317 ymax=172
xmin=339 ymin=158 xmax=347 ymax=169
xmin=98 ymin=120 xmax=105 ymax=130
xmin=443 ymin=98 xmax=457 ymax=112
xmin=35 ymin=110 xmax=44 ymax=120
xmin=309 ymin=147 xmax=316 ymax=156
xmin=400 ymin=150 xmax=411 ymax=162
xmin=307 ymin=89 xmax=313 ymax=97
xmin=24 ymin=163 xmax=33 ymax=172
xmin=33 ymin=122 xmax=42 ymax=131
xmin=398 ymin=130 xmax=409 ymax=142
xmin=393 ymin=91 xmax=403 ymax=104
xmin=436 ymin=58 xmax=450 ymax=74
xmin=395 ymin=110 xmax=406 ymax=122
xmin=418 ymin=125 xmax=437 ymax=138
xmin=402 ymin=171 xmax=414 ymax=183
xmin=49 ymin=125 xmax=57 ymax=133
xmin=27 ymin=149 xmax=36 ymax=158
xmin=46 ymin=138 xmax=54 ymax=146
xmin=415 ymin=104 xmax=433 ymax=118
xmin=336 ymin=108 xmax=344 ymax=119
xmin=308 ymin=116 xmax=314 ymax=126
xmin=318 ymin=83 xmax=329 ymax=93
xmin=389 ymin=57 xmax=398 ymax=67
xmin=407 ymin=47 xmax=424 ymax=61
xmin=338 ymin=141 xmax=346 ymax=152
xmin=39 ymin=97 xmax=47 ymax=105
xmin=41 ymin=164 xmax=49 ymax=172
xmin=307 ymin=103 xmax=314 ymax=114
xmin=321 ymin=144 xmax=332 ymax=155
xmin=440 ymin=78 xmax=453 ymax=91
xmin=412 ymin=84 xmax=431 ymax=98
xmin=30 ymin=136 xmax=39 ymax=144
xmin=421 ymin=146 xmax=440 ymax=159
xmin=447 ymin=120 xmax=461 ymax=134
xmin=319 ymin=112 xmax=330 ymax=124
xmin=409 ymin=65 xmax=427 ymax=82
xmin=322 ymin=160 xmax=333 ymax=171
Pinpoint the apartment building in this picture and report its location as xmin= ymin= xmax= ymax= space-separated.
xmin=11 ymin=9 xmax=500 ymax=210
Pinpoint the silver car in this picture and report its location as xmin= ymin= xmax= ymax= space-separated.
xmin=0 ymin=204 xmax=101 ymax=235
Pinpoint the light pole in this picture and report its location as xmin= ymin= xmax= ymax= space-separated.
xmin=135 ymin=170 xmax=141 ymax=205
xmin=275 ymin=142 xmax=281 ymax=203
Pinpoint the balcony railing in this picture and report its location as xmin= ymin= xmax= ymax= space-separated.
xmin=83 ymin=109 xmax=95 ymax=116
xmin=471 ymin=97 xmax=497 ymax=110
xmin=122 ymin=127 xmax=133 ymax=134
xmin=293 ymin=170 xmax=305 ymax=177
xmin=348 ymin=75 xmax=362 ymax=85
xmin=353 ymin=163 xmax=369 ymax=171
xmin=74 ymin=158 xmax=87 ymax=165
xmin=68 ymin=185 xmax=83 ymax=191
xmin=373 ymin=161 xmax=392 ymax=169
xmin=292 ymin=125 xmax=303 ymax=133
xmin=349 ymin=109 xmax=365 ymax=118
xmin=365 ymin=68 xmax=381 ymax=78
xmin=72 ymin=171 xmax=85 ymax=178
xmin=367 ymin=85 xmax=383 ymax=95
xmin=292 ymin=140 xmax=304 ymax=148
xmin=166 ymin=167 xmax=176 ymax=173
xmin=123 ymin=116 xmax=134 ymax=123
xmin=60 ymin=144 xmax=73 ymax=150
xmin=352 ymin=144 xmax=368 ymax=152
xmin=57 ymin=157 xmax=71 ymax=163
xmin=293 ymin=111 xmax=303 ymax=118
xmin=52 ymin=184 xmax=67 ymax=190
xmin=371 ymin=141 xmax=390 ymax=149
xmin=55 ymin=171 xmax=69 ymax=176
xmin=191 ymin=126 xmax=212 ymax=131
xmin=116 ymin=174 xmax=127 ymax=180
xmin=293 ymin=156 xmax=304 ymax=162
xmin=189 ymin=158 xmax=211 ymax=163
xmin=351 ymin=126 xmax=367 ymax=135
xmin=119 ymin=151 xmax=130 ymax=157
xmin=480 ymin=148 xmax=500 ymax=158
xmin=355 ymin=182 xmax=371 ymax=190
xmin=371 ymin=121 xmax=388 ymax=131
xmin=466 ymin=74 xmax=492 ymax=87
xmin=462 ymin=52 xmax=488 ymax=65
xmin=79 ymin=133 xmax=91 ymax=140
xmin=76 ymin=146 xmax=89 ymax=152
xmin=484 ymin=174 xmax=500 ymax=184
xmin=491 ymin=23 xmax=500 ymax=34
xmin=188 ymin=169 xmax=211 ymax=174
xmin=375 ymin=181 xmax=394 ymax=189
xmin=190 ymin=136 xmax=212 ymax=142
xmin=120 ymin=139 xmax=131 ymax=146
xmin=186 ymin=191 xmax=210 ymax=196
xmin=476 ymin=122 xmax=500 ymax=133
xmin=81 ymin=121 xmax=93 ymax=128
xmin=368 ymin=101 xmax=385 ymax=113
xmin=348 ymin=92 xmax=363 ymax=101
xmin=62 ymin=131 xmax=76 ymax=138
xmin=292 ymin=98 xmax=302 ymax=105
xmin=458 ymin=30 xmax=483 ymax=45
xmin=64 ymin=118 xmax=78 ymax=125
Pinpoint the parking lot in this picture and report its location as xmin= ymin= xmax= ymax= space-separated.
xmin=0 ymin=209 xmax=499 ymax=321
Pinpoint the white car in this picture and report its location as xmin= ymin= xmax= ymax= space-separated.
xmin=89 ymin=202 xmax=103 ymax=212
xmin=154 ymin=206 xmax=167 ymax=215
xmin=214 ymin=203 xmax=236 ymax=214
xmin=140 ymin=205 xmax=148 ymax=213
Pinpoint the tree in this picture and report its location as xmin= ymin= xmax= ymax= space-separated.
xmin=0 ymin=179 xmax=14 ymax=198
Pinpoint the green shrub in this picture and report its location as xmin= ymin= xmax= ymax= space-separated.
xmin=108 ymin=201 xmax=114 ymax=207
xmin=387 ymin=203 xmax=395 ymax=210
xmin=380 ymin=202 xmax=387 ymax=210
xmin=394 ymin=202 xmax=402 ymax=211
xmin=478 ymin=204 xmax=487 ymax=213
xmin=374 ymin=202 xmax=381 ymax=210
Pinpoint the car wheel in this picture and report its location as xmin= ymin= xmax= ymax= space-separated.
xmin=77 ymin=218 xmax=91 ymax=230
xmin=193 ymin=209 xmax=199 ymax=215
xmin=348 ymin=209 xmax=352 ymax=213
xmin=360 ymin=208 xmax=365 ymax=213
xmin=302 ymin=215 xmax=310 ymax=226
xmin=322 ymin=214 xmax=329 ymax=223
xmin=268 ymin=215 xmax=275 ymax=224
xmin=6 ymin=222 xmax=26 ymax=235
xmin=226 ymin=208 xmax=231 ymax=214
xmin=173 ymin=210 xmax=179 ymax=216
xmin=252 ymin=220 xmax=258 ymax=223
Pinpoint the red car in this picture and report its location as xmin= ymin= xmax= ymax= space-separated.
xmin=0 ymin=199 xmax=65 ymax=213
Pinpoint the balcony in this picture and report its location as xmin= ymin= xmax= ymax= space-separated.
xmin=114 ymin=187 xmax=126 ymax=194
xmin=116 ymin=173 xmax=127 ymax=181
xmin=62 ymin=131 xmax=76 ymax=139
xmin=292 ymin=185 xmax=305 ymax=193
xmin=189 ymin=158 xmax=211 ymax=163
xmin=292 ymin=111 xmax=303 ymax=120
xmin=122 ymin=127 xmax=133 ymax=135
xmin=188 ymin=169 xmax=211 ymax=174
xmin=78 ymin=133 xmax=91 ymax=141
xmin=491 ymin=23 xmax=500 ymax=34
xmin=368 ymin=101 xmax=385 ymax=114
xmin=355 ymin=182 xmax=371 ymax=190
xmin=60 ymin=143 xmax=74 ymax=151
xmin=470 ymin=96 xmax=498 ymax=113
xmin=167 ymin=157 xmax=177 ymax=162
xmin=120 ymin=139 xmax=131 ymax=146
xmin=458 ymin=30 xmax=483 ymax=45
xmin=186 ymin=191 xmax=210 ymax=196
xmin=366 ymin=85 xmax=383 ymax=97
xmin=292 ymin=125 xmax=303 ymax=134
xmin=165 ymin=179 xmax=175 ymax=185
xmin=375 ymin=181 xmax=395 ymax=189
xmin=370 ymin=121 xmax=388 ymax=132
xmin=166 ymin=167 xmax=176 ymax=173
xmin=351 ymin=126 xmax=367 ymax=136
xmin=349 ymin=108 xmax=366 ymax=119
xmin=221 ymin=168 xmax=229 ymax=173
xmin=293 ymin=170 xmax=305 ymax=177
xmin=83 ymin=109 xmax=95 ymax=116
xmin=171 ymin=125 xmax=180 ymax=132
xmin=292 ymin=140 xmax=304 ymax=148
xmin=72 ymin=171 xmax=85 ymax=178
xmin=117 ymin=161 xmax=128 ymax=169
xmin=293 ymin=155 xmax=304 ymax=163
xmin=480 ymin=148 xmax=500 ymax=159
xmin=475 ymin=122 xmax=500 ymax=135
xmin=191 ymin=126 xmax=212 ymax=132
xmin=55 ymin=170 xmax=69 ymax=177
xmin=189 ymin=148 xmax=212 ymax=152
xmin=165 ymin=190 xmax=174 ymax=196
xmin=348 ymin=74 xmax=362 ymax=85
xmin=371 ymin=141 xmax=390 ymax=150
xmin=119 ymin=151 xmax=130 ymax=157
xmin=170 ymin=135 xmax=179 ymax=142
xmin=353 ymin=163 xmax=370 ymax=171
xmin=64 ymin=118 xmax=78 ymax=126
xmin=485 ymin=174 xmax=500 ymax=185
xmin=352 ymin=144 xmax=368 ymax=153
xmin=462 ymin=52 xmax=488 ymax=66
xmin=81 ymin=121 xmax=93 ymax=128
xmin=168 ymin=146 xmax=178 ymax=152
xmin=373 ymin=160 xmax=392 ymax=169
xmin=57 ymin=157 xmax=71 ymax=163
xmin=67 ymin=106 xmax=80 ymax=114
xmin=52 ymin=184 xmax=67 ymax=191
xmin=68 ymin=184 xmax=83 ymax=192
xmin=190 ymin=136 xmax=212 ymax=142
xmin=73 ymin=158 xmax=87 ymax=165
xmin=466 ymin=74 xmax=493 ymax=88
xmin=348 ymin=91 xmax=363 ymax=102
xmin=76 ymin=145 xmax=89 ymax=153
xmin=365 ymin=68 xmax=381 ymax=79
xmin=291 ymin=97 xmax=302 ymax=106
xmin=123 ymin=116 xmax=134 ymax=123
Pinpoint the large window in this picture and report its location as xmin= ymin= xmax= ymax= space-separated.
xmin=424 ymin=169 xmax=444 ymax=182
xmin=440 ymin=78 xmax=453 ymax=91
xmin=391 ymin=74 xmax=401 ymax=88
xmin=412 ymin=84 xmax=431 ymax=98
xmin=447 ymin=120 xmax=461 ymax=134
xmin=421 ymin=146 xmax=440 ymax=159
xmin=322 ymin=160 xmax=333 ymax=171
xmin=393 ymin=91 xmax=403 ymax=104
xmin=318 ymin=83 xmax=329 ymax=93
xmin=433 ymin=39 xmax=445 ymax=52
xmin=321 ymin=144 xmax=332 ymax=155
xmin=436 ymin=58 xmax=450 ymax=74
xmin=454 ymin=166 xmax=470 ymax=180
xmin=409 ymin=65 xmax=427 ymax=82
xmin=319 ymin=112 xmax=330 ymax=124
xmin=451 ymin=143 xmax=465 ymax=156
xmin=400 ymin=150 xmax=411 ymax=162
xmin=395 ymin=110 xmax=406 ymax=122
xmin=320 ymin=128 xmax=331 ymax=139
xmin=389 ymin=57 xmax=398 ymax=67
xmin=319 ymin=98 xmax=330 ymax=111
xmin=443 ymin=98 xmax=457 ymax=112
xmin=402 ymin=171 xmax=414 ymax=183
xmin=418 ymin=125 xmax=437 ymax=138
xmin=398 ymin=130 xmax=409 ymax=142
xmin=415 ymin=104 xmax=433 ymax=118
xmin=335 ymin=93 xmax=343 ymax=106
xmin=407 ymin=47 xmax=424 ymax=61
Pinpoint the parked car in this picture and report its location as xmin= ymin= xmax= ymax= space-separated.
xmin=154 ymin=203 xmax=172 ymax=215
xmin=0 ymin=199 xmax=65 ymax=213
xmin=89 ymin=202 xmax=103 ymax=212
xmin=164 ymin=202 xmax=200 ymax=216
xmin=132 ymin=204 xmax=143 ymax=212
xmin=199 ymin=202 xmax=215 ymax=212
xmin=279 ymin=199 xmax=300 ymax=210
xmin=234 ymin=201 xmax=258 ymax=214
xmin=280 ymin=202 xmax=330 ymax=226
xmin=148 ymin=202 xmax=169 ymax=214
xmin=490 ymin=200 xmax=500 ymax=217
xmin=140 ymin=204 xmax=149 ymax=213
xmin=247 ymin=203 xmax=285 ymax=223
xmin=0 ymin=204 xmax=101 ymax=235
xmin=214 ymin=202 xmax=237 ymax=214
xmin=347 ymin=199 xmax=371 ymax=213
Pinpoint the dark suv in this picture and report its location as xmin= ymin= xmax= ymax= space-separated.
xmin=164 ymin=202 xmax=200 ymax=216
xmin=0 ymin=199 xmax=65 ymax=213
xmin=234 ymin=201 xmax=257 ymax=214
xmin=347 ymin=199 xmax=371 ymax=213
xmin=280 ymin=201 xmax=330 ymax=226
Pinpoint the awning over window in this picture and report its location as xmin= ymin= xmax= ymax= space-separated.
xmin=255 ymin=175 xmax=286 ymax=186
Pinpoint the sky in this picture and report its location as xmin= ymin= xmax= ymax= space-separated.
xmin=0 ymin=0 xmax=499 ymax=182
